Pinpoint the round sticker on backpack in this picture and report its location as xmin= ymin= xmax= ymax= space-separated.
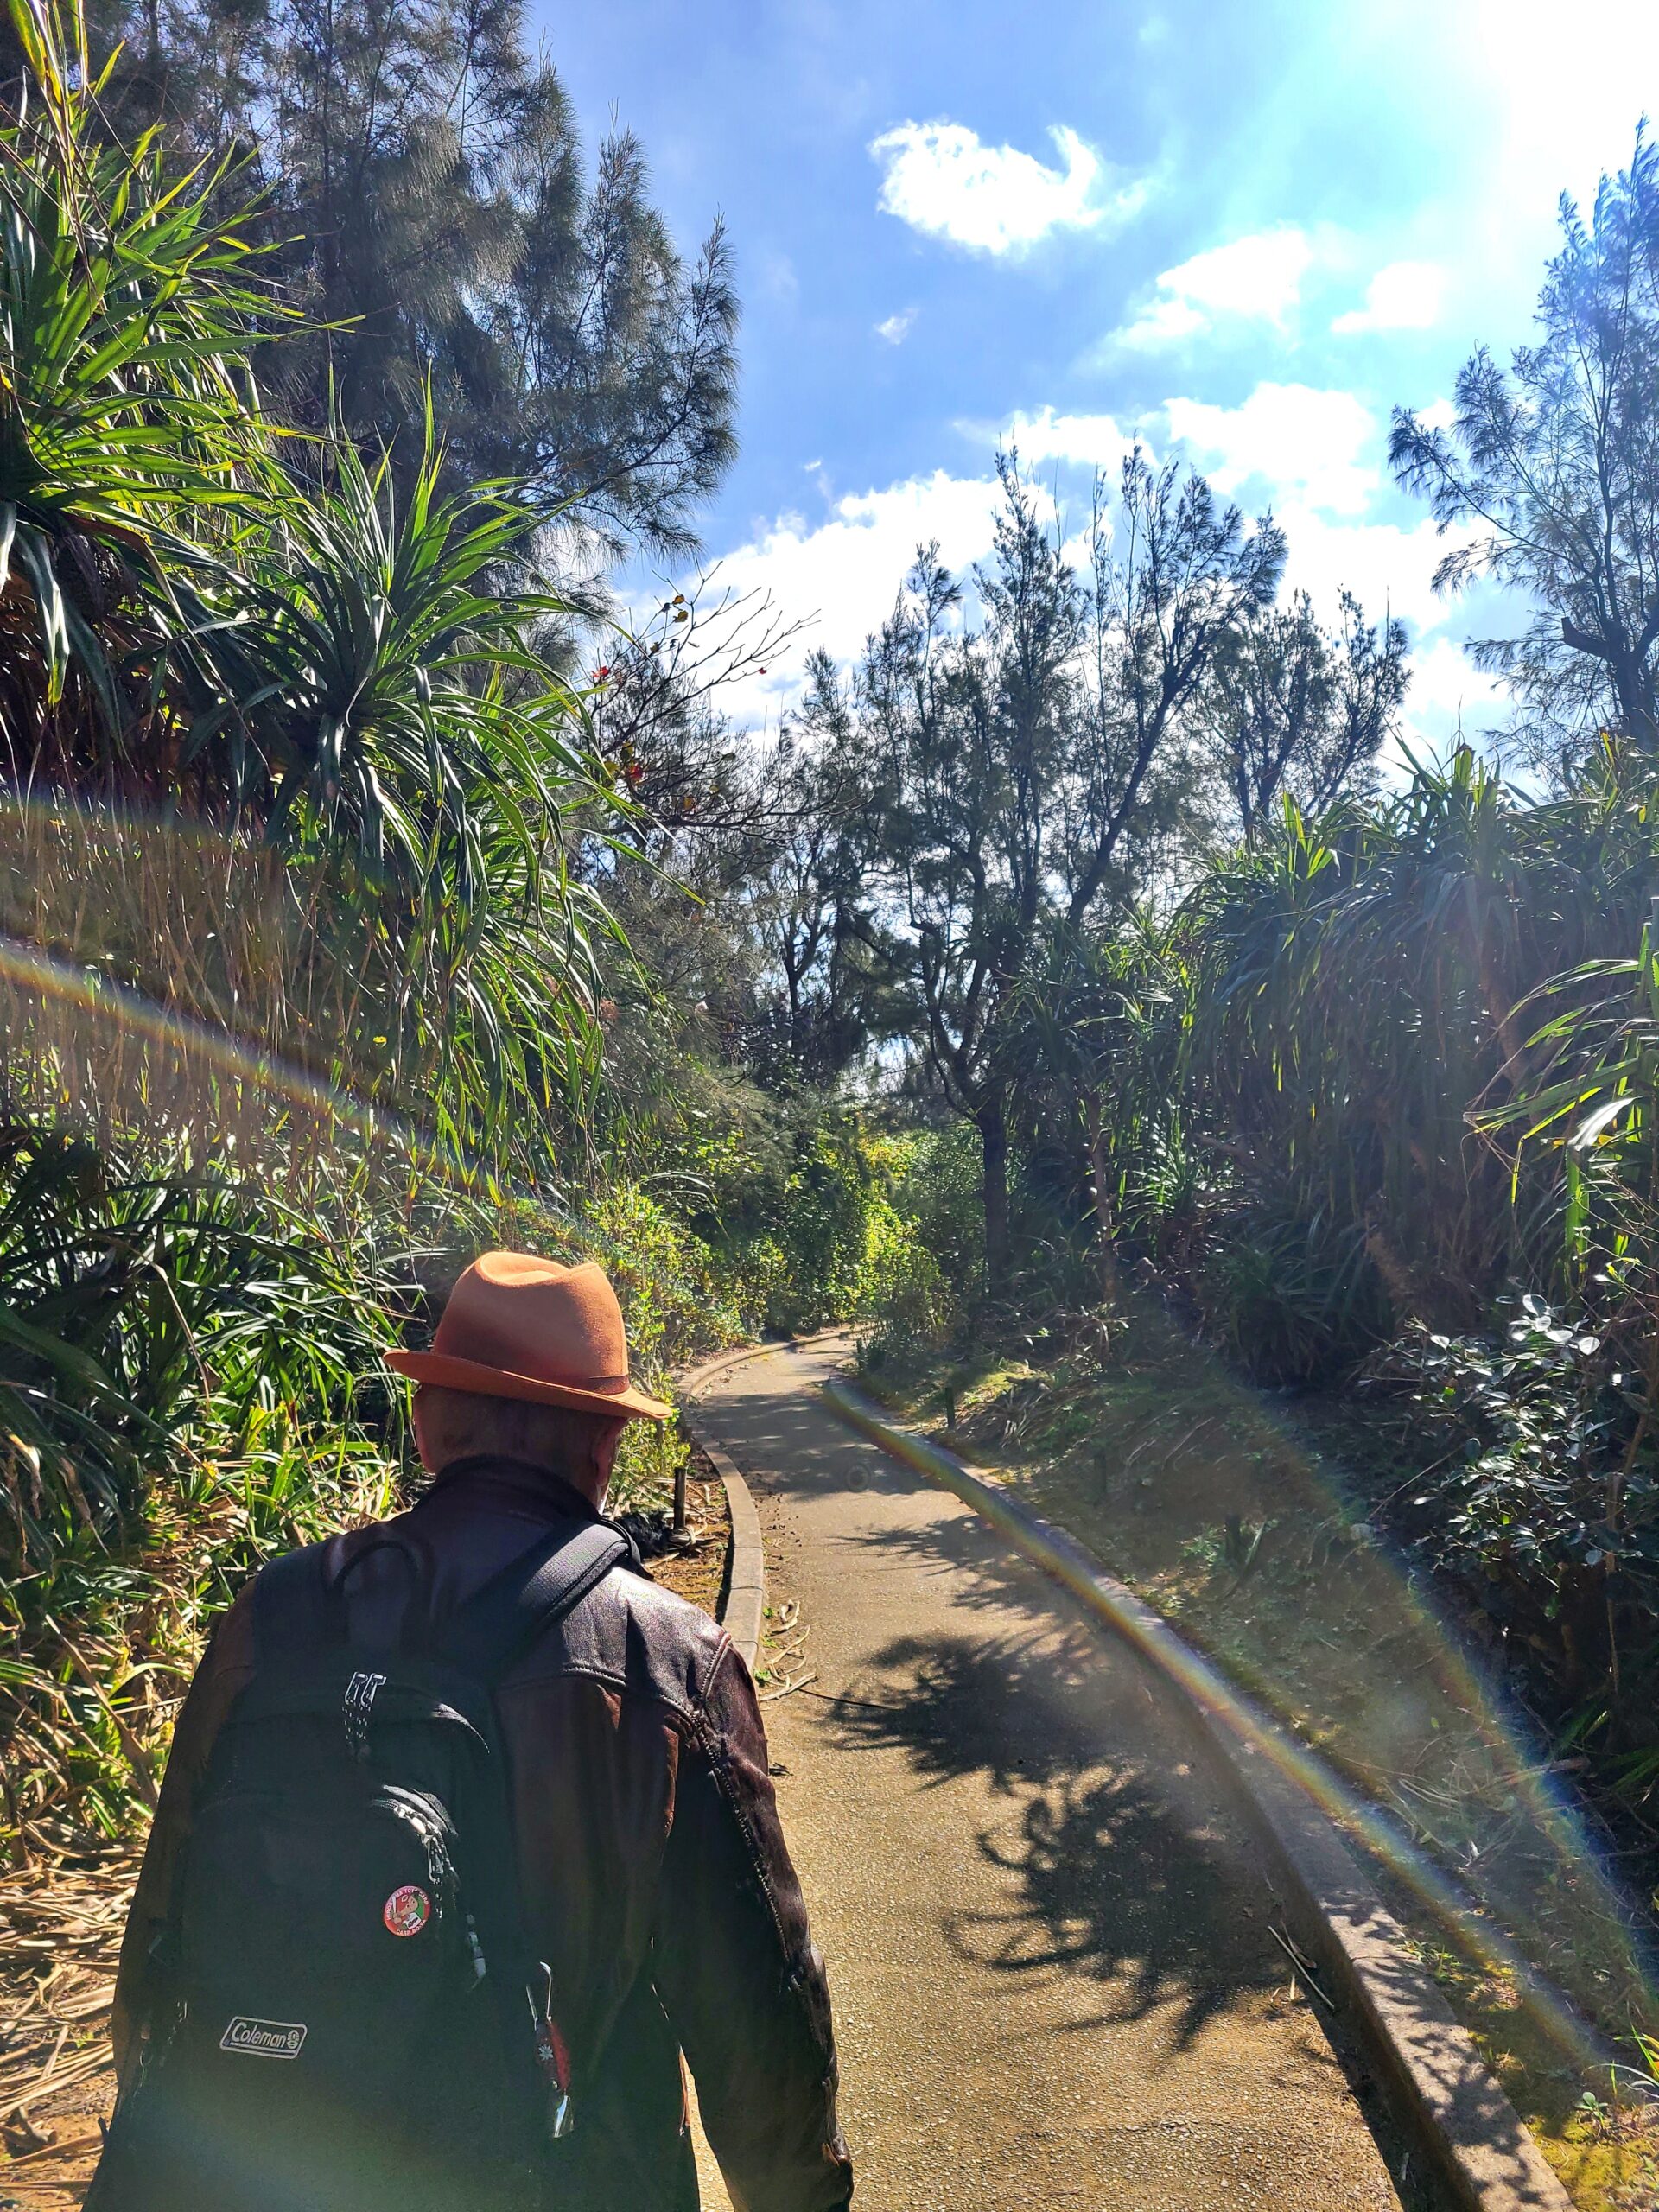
xmin=383 ymin=1884 xmax=431 ymax=1937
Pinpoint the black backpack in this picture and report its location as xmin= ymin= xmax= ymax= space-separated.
xmin=87 ymin=1514 xmax=633 ymax=2212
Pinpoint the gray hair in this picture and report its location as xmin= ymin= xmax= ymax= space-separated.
xmin=416 ymin=1384 xmax=626 ymax=1484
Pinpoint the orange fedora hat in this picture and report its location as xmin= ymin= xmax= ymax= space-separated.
xmin=385 ymin=1251 xmax=671 ymax=1423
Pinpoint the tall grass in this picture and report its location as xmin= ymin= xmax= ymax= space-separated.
xmin=1009 ymin=742 xmax=1659 ymax=1803
xmin=1043 ymin=747 xmax=1659 ymax=1366
xmin=0 ymin=1118 xmax=431 ymax=1845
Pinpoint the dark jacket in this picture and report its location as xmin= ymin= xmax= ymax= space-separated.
xmin=113 ymin=1455 xmax=854 ymax=2212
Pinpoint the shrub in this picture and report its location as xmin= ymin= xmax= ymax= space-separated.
xmin=854 ymin=1187 xmax=950 ymax=1351
xmin=1357 ymin=1300 xmax=1659 ymax=1738
xmin=1199 ymin=1207 xmax=1389 ymax=1385
xmin=0 ymin=1114 xmax=421 ymax=1848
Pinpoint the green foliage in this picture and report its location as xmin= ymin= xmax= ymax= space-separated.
xmin=0 ymin=0 xmax=277 ymax=767
xmin=1199 ymin=1207 xmax=1387 ymax=1386
xmin=792 ymin=448 xmax=1286 ymax=1291
xmin=73 ymin=0 xmax=740 ymax=554
xmin=1014 ymin=747 xmax=1659 ymax=1384
xmin=0 ymin=1121 xmax=406 ymax=1564
xmin=554 ymin=1177 xmax=744 ymax=1380
xmin=0 ymin=3 xmax=730 ymax=1854
xmin=1198 ymin=588 xmax=1408 ymax=845
xmin=0 ymin=0 xmax=614 ymax=1181
xmin=1359 ymin=1300 xmax=1659 ymax=1735
xmin=0 ymin=1114 xmax=423 ymax=1845
xmin=855 ymin=1125 xmax=982 ymax=1354
xmin=1481 ymin=911 xmax=1659 ymax=1294
xmin=688 ymin=1109 xmax=903 ymax=1337
xmin=854 ymin=1183 xmax=950 ymax=1349
xmin=762 ymin=1122 xmax=876 ymax=1331
xmin=1390 ymin=128 xmax=1659 ymax=765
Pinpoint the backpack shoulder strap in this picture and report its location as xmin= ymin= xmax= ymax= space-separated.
xmin=251 ymin=1540 xmax=332 ymax=1662
xmin=252 ymin=1530 xmax=428 ymax=1662
xmin=435 ymin=1518 xmax=634 ymax=1681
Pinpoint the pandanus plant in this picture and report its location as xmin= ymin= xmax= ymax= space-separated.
xmin=1009 ymin=915 xmax=1193 ymax=1302
xmin=0 ymin=0 xmax=620 ymax=1180
xmin=0 ymin=0 xmax=276 ymax=794
xmin=188 ymin=417 xmax=617 ymax=1169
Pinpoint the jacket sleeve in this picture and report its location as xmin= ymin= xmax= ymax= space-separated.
xmin=651 ymin=1641 xmax=854 ymax=2212
xmin=111 ymin=1587 xmax=257 ymax=2081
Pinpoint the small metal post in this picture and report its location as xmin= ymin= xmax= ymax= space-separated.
xmin=671 ymin=1419 xmax=688 ymax=1535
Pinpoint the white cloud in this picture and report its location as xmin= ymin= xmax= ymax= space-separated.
xmin=870 ymin=120 xmax=1143 ymax=255
xmin=1153 ymin=380 xmax=1482 ymax=639
xmin=1406 ymin=635 xmax=1504 ymax=721
xmin=1116 ymin=226 xmax=1315 ymax=348
xmin=998 ymin=406 xmax=1134 ymax=472
xmin=1116 ymin=295 xmax=1209 ymax=348
xmin=706 ymin=472 xmax=1013 ymax=725
xmin=756 ymin=249 xmax=800 ymax=305
xmin=1156 ymin=380 xmax=1459 ymax=627
xmin=874 ymin=309 xmax=915 ymax=345
xmin=1276 ymin=504 xmax=1453 ymax=633
xmin=1165 ymin=384 xmax=1380 ymax=516
xmin=1332 ymin=259 xmax=1450 ymax=334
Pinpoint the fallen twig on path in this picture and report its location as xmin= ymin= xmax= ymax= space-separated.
xmin=759 ymin=1670 xmax=818 ymax=1704
xmin=754 ymin=1599 xmax=817 ymax=1701
xmin=1268 ymin=1923 xmax=1333 ymax=2009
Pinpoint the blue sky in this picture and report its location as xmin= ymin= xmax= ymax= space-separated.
xmin=544 ymin=0 xmax=1659 ymax=751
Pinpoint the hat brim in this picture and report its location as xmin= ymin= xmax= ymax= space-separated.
xmin=385 ymin=1349 xmax=671 ymax=1423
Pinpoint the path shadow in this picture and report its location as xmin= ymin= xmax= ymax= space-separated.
xmin=837 ymin=1499 xmax=1112 ymax=1625
xmin=820 ymin=1614 xmax=1564 ymax=2209
xmin=961 ymin=1764 xmax=1279 ymax=2048
xmin=715 ymin=1380 xmax=1299 ymax=2045
xmin=823 ymin=1626 xmax=1294 ymax=2050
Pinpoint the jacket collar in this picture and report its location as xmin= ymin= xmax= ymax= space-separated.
xmin=423 ymin=1452 xmax=601 ymax=1525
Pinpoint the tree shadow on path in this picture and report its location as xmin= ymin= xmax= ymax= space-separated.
xmin=823 ymin=1624 xmax=1297 ymax=2052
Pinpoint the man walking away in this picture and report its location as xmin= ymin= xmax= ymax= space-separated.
xmin=95 ymin=1251 xmax=854 ymax=2212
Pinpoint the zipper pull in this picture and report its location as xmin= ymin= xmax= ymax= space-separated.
xmin=526 ymin=1969 xmax=575 ymax=2140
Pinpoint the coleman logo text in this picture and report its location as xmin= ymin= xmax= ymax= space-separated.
xmin=220 ymin=2017 xmax=307 ymax=2059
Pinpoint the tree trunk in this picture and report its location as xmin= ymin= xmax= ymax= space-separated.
xmin=977 ymin=1097 xmax=1011 ymax=1296
xmin=1082 ymin=1088 xmax=1122 ymax=1306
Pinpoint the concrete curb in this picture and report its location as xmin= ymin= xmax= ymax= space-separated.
xmin=700 ymin=1431 xmax=764 ymax=1672
xmin=822 ymin=1372 xmax=1576 ymax=2212
xmin=679 ymin=1343 xmax=798 ymax=1672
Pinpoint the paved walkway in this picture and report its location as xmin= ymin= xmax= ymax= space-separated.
xmin=686 ymin=1339 xmax=1403 ymax=2212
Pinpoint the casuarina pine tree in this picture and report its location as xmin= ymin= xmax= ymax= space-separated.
xmin=19 ymin=0 xmax=739 ymax=558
